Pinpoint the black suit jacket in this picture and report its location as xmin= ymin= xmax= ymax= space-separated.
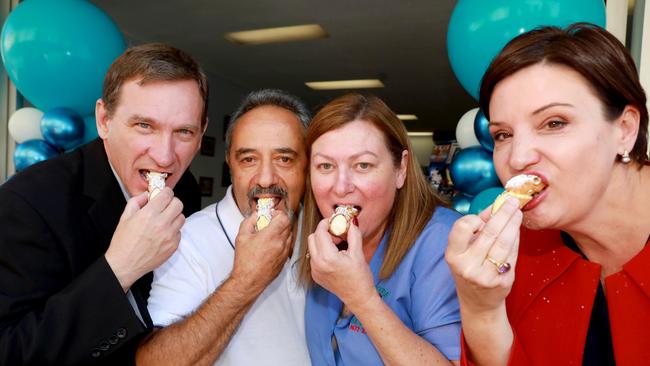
xmin=0 ymin=139 xmax=200 ymax=365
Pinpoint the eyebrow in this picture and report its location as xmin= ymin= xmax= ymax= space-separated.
xmin=489 ymin=102 xmax=575 ymax=126
xmin=312 ymin=150 xmax=378 ymax=160
xmin=128 ymin=114 xmax=200 ymax=131
xmin=234 ymin=147 xmax=299 ymax=158
xmin=128 ymin=114 xmax=155 ymax=124
xmin=532 ymin=102 xmax=574 ymax=115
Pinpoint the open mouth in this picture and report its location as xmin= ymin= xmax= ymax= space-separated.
xmin=251 ymin=195 xmax=285 ymax=212
xmin=332 ymin=204 xmax=362 ymax=215
xmin=139 ymin=169 xmax=172 ymax=181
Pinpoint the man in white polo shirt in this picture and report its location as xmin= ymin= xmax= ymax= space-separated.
xmin=136 ymin=89 xmax=311 ymax=365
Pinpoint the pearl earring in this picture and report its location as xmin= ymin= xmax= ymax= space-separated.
xmin=621 ymin=150 xmax=631 ymax=164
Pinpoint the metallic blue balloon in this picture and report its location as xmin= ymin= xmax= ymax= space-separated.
xmin=469 ymin=187 xmax=504 ymax=215
xmin=1 ymin=0 xmax=126 ymax=115
xmin=447 ymin=0 xmax=605 ymax=99
xmin=41 ymin=107 xmax=85 ymax=151
xmin=451 ymin=193 xmax=473 ymax=215
xmin=82 ymin=114 xmax=99 ymax=144
xmin=449 ymin=146 xmax=501 ymax=196
xmin=474 ymin=109 xmax=493 ymax=152
xmin=14 ymin=139 xmax=60 ymax=171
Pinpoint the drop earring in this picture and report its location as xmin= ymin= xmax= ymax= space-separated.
xmin=621 ymin=150 xmax=631 ymax=164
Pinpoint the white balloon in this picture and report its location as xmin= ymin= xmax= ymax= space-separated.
xmin=8 ymin=107 xmax=44 ymax=143
xmin=455 ymin=107 xmax=480 ymax=149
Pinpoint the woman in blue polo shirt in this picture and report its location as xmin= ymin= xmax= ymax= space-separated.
xmin=299 ymin=93 xmax=461 ymax=365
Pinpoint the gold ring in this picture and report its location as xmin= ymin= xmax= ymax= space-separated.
xmin=305 ymin=252 xmax=310 ymax=259
xmin=486 ymin=256 xmax=511 ymax=274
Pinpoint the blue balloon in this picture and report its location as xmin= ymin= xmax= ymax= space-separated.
xmin=469 ymin=187 xmax=505 ymax=215
xmin=82 ymin=114 xmax=99 ymax=144
xmin=1 ymin=0 xmax=126 ymax=115
xmin=449 ymin=146 xmax=501 ymax=196
xmin=474 ymin=109 xmax=493 ymax=152
xmin=14 ymin=139 xmax=59 ymax=171
xmin=447 ymin=0 xmax=606 ymax=99
xmin=451 ymin=193 xmax=473 ymax=215
xmin=41 ymin=107 xmax=85 ymax=151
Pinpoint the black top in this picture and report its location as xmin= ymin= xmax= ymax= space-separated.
xmin=561 ymin=232 xmax=616 ymax=366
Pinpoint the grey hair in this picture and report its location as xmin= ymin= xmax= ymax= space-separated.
xmin=225 ymin=89 xmax=311 ymax=155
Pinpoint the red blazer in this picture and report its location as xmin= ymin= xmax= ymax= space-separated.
xmin=461 ymin=229 xmax=650 ymax=365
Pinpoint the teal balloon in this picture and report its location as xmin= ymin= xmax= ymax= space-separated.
xmin=41 ymin=107 xmax=85 ymax=151
xmin=474 ymin=109 xmax=493 ymax=152
xmin=14 ymin=139 xmax=59 ymax=171
xmin=82 ymin=114 xmax=99 ymax=144
xmin=1 ymin=0 xmax=126 ymax=115
xmin=452 ymin=193 xmax=473 ymax=215
xmin=469 ymin=187 xmax=505 ymax=215
xmin=449 ymin=146 xmax=501 ymax=196
xmin=447 ymin=0 xmax=606 ymax=99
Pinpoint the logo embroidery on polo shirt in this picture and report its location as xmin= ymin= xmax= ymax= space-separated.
xmin=348 ymin=285 xmax=390 ymax=334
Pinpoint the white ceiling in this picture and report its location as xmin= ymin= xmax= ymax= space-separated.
xmin=91 ymin=0 xmax=476 ymax=138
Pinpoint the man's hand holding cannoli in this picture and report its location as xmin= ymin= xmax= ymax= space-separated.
xmin=230 ymin=209 xmax=293 ymax=295
xmin=105 ymin=187 xmax=185 ymax=291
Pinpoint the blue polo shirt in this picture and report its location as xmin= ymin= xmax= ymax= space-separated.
xmin=305 ymin=207 xmax=462 ymax=365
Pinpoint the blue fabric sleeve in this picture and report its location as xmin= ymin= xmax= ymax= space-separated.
xmin=410 ymin=208 xmax=462 ymax=360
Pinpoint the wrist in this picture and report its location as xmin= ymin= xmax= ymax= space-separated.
xmin=345 ymin=288 xmax=382 ymax=316
xmin=224 ymin=274 xmax=265 ymax=303
xmin=104 ymin=253 xmax=135 ymax=292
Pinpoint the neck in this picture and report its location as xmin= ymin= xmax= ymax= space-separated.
xmin=362 ymin=221 xmax=387 ymax=263
xmin=563 ymin=164 xmax=650 ymax=277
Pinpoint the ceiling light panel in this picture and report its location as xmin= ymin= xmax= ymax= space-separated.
xmin=225 ymin=24 xmax=328 ymax=45
xmin=305 ymin=79 xmax=384 ymax=90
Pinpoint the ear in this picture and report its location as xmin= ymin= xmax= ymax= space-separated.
xmin=396 ymin=150 xmax=408 ymax=189
xmin=615 ymin=105 xmax=641 ymax=154
xmin=95 ymin=99 xmax=111 ymax=139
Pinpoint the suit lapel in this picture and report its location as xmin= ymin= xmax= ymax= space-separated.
xmin=81 ymin=139 xmax=126 ymax=249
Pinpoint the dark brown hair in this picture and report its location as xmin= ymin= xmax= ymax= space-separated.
xmin=102 ymin=43 xmax=209 ymax=126
xmin=299 ymin=93 xmax=446 ymax=285
xmin=480 ymin=23 xmax=648 ymax=164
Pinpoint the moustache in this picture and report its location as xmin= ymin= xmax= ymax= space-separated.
xmin=247 ymin=186 xmax=288 ymax=200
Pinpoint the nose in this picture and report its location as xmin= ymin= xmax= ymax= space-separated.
xmin=256 ymin=158 xmax=278 ymax=188
xmin=507 ymin=132 xmax=540 ymax=172
xmin=333 ymin=167 xmax=354 ymax=196
xmin=149 ymin=133 xmax=175 ymax=168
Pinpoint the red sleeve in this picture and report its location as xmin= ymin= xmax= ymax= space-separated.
xmin=460 ymin=330 xmax=530 ymax=365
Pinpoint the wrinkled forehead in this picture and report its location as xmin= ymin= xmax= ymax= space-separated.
xmin=230 ymin=106 xmax=307 ymax=154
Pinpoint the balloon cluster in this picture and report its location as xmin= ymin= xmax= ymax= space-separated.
xmin=1 ymin=0 xmax=125 ymax=171
xmin=449 ymin=108 xmax=503 ymax=214
xmin=446 ymin=0 xmax=605 ymax=214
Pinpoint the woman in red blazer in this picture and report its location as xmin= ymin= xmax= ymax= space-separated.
xmin=445 ymin=23 xmax=650 ymax=365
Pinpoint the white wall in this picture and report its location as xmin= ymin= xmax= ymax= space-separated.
xmin=409 ymin=135 xmax=434 ymax=168
xmin=188 ymin=72 xmax=248 ymax=208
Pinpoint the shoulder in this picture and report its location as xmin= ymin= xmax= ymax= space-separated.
xmin=177 ymin=203 xmax=235 ymax=260
xmin=420 ymin=207 xmax=462 ymax=239
xmin=180 ymin=204 xmax=219 ymax=243
xmin=409 ymin=207 xmax=461 ymax=260
xmin=1 ymin=148 xmax=84 ymax=206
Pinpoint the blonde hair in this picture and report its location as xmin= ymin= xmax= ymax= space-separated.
xmin=299 ymin=94 xmax=447 ymax=285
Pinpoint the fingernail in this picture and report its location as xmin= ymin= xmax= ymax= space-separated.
xmin=352 ymin=217 xmax=359 ymax=226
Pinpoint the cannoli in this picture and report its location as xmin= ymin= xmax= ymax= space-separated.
xmin=256 ymin=198 xmax=274 ymax=231
xmin=147 ymin=172 xmax=168 ymax=200
xmin=491 ymin=174 xmax=546 ymax=214
xmin=328 ymin=205 xmax=359 ymax=237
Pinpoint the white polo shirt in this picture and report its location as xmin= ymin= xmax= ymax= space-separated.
xmin=147 ymin=186 xmax=310 ymax=366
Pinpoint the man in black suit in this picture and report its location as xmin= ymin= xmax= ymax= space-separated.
xmin=0 ymin=43 xmax=208 ymax=365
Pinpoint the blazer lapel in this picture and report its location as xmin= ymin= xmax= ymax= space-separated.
xmin=80 ymin=139 xmax=126 ymax=249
